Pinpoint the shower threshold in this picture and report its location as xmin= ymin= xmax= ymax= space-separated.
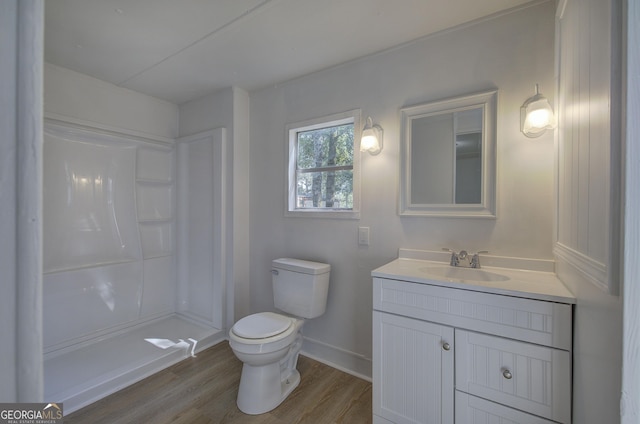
xmin=43 ymin=314 xmax=225 ymax=414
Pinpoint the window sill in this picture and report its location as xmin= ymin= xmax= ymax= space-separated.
xmin=285 ymin=209 xmax=360 ymax=220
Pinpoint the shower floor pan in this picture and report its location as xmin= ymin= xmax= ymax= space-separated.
xmin=44 ymin=314 xmax=225 ymax=414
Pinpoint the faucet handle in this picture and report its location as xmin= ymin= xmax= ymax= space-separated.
xmin=470 ymin=251 xmax=489 ymax=268
xmin=442 ymin=248 xmax=459 ymax=266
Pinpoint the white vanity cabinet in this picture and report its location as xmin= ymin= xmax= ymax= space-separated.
xmin=372 ymin=272 xmax=574 ymax=424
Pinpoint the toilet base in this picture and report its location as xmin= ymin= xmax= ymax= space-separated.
xmin=236 ymin=362 xmax=300 ymax=415
xmin=231 ymin=319 xmax=306 ymax=415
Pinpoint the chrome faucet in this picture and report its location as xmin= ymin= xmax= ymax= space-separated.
xmin=443 ymin=248 xmax=488 ymax=268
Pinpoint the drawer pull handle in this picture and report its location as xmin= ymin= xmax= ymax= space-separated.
xmin=442 ymin=342 xmax=451 ymax=351
xmin=502 ymin=369 xmax=513 ymax=379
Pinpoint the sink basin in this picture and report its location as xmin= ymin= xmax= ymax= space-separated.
xmin=420 ymin=266 xmax=510 ymax=282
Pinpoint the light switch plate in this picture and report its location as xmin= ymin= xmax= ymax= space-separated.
xmin=358 ymin=226 xmax=370 ymax=246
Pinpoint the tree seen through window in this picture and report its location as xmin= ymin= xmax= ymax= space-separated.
xmin=296 ymin=123 xmax=353 ymax=209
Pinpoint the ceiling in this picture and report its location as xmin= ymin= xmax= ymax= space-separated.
xmin=44 ymin=0 xmax=533 ymax=105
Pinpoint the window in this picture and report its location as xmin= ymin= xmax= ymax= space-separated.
xmin=286 ymin=110 xmax=361 ymax=219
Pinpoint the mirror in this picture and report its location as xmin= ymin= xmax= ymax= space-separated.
xmin=399 ymin=90 xmax=497 ymax=218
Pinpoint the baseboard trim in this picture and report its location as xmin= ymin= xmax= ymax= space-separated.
xmin=300 ymin=336 xmax=372 ymax=382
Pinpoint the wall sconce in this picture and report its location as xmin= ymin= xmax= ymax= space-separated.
xmin=360 ymin=116 xmax=383 ymax=155
xmin=520 ymin=83 xmax=556 ymax=138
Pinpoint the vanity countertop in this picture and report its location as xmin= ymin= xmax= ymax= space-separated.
xmin=372 ymin=258 xmax=576 ymax=304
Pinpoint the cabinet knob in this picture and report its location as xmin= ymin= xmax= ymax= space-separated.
xmin=502 ymin=369 xmax=513 ymax=379
xmin=442 ymin=342 xmax=451 ymax=351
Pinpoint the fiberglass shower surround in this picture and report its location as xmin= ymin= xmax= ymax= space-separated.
xmin=42 ymin=123 xmax=224 ymax=413
xmin=43 ymin=125 xmax=175 ymax=345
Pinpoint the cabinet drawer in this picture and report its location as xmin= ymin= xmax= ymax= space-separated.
xmin=373 ymin=277 xmax=572 ymax=350
xmin=455 ymin=392 xmax=558 ymax=424
xmin=455 ymin=330 xmax=571 ymax=424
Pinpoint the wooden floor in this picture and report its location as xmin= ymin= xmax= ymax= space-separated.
xmin=65 ymin=341 xmax=372 ymax=424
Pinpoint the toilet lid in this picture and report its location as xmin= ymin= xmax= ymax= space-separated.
xmin=232 ymin=312 xmax=292 ymax=339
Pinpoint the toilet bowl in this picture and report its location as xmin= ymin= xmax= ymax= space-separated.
xmin=229 ymin=258 xmax=330 ymax=415
xmin=229 ymin=312 xmax=305 ymax=414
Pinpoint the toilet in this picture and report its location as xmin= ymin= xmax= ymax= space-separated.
xmin=229 ymin=258 xmax=331 ymax=415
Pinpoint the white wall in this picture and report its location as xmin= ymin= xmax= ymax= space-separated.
xmin=44 ymin=63 xmax=178 ymax=141
xmin=555 ymin=0 xmax=624 ymax=422
xmin=249 ymin=1 xmax=557 ymax=376
xmin=0 ymin=0 xmax=20 ymax=401
xmin=179 ymin=87 xmax=251 ymax=324
xmin=179 ymin=87 xmax=234 ymax=138
xmin=555 ymin=0 xmax=622 ymax=294
xmin=621 ymin=0 xmax=640 ymax=420
xmin=0 ymin=0 xmax=45 ymax=402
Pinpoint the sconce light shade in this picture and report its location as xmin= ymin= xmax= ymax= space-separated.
xmin=360 ymin=116 xmax=383 ymax=155
xmin=520 ymin=84 xmax=556 ymax=138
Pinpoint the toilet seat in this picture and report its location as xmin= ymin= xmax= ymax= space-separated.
xmin=229 ymin=312 xmax=300 ymax=355
xmin=233 ymin=312 xmax=292 ymax=339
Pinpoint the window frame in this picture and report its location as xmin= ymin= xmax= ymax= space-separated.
xmin=285 ymin=109 xmax=361 ymax=219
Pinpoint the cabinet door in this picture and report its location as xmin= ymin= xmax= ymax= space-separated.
xmin=373 ymin=311 xmax=454 ymax=424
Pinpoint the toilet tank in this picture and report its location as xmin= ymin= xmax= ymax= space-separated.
xmin=272 ymin=258 xmax=330 ymax=319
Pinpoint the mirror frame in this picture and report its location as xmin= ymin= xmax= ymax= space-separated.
xmin=399 ymin=89 xmax=498 ymax=218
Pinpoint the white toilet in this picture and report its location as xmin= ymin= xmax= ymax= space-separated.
xmin=229 ymin=258 xmax=330 ymax=415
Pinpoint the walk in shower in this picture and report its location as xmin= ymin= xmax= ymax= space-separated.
xmin=42 ymin=122 xmax=227 ymax=413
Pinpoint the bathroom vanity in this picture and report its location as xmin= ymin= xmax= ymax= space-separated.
xmin=372 ymin=250 xmax=575 ymax=424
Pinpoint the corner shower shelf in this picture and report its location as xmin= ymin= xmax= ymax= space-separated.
xmin=43 ymin=259 xmax=140 ymax=275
